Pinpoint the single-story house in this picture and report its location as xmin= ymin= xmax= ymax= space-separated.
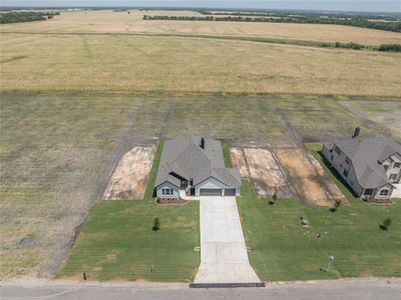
xmin=322 ymin=131 xmax=401 ymax=199
xmin=155 ymin=137 xmax=242 ymax=198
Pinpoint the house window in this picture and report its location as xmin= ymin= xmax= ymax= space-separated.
xmin=345 ymin=157 xmax=351 ymax=165
xmin=380 ymin=190 xmax=389 ymax=196
xmin=394 ymin=163 xmax=401 ymax=168
xmin=389 ymin=174 xmax=397 ymax=180
xmin=330 ymin=155 xmax=334 ymax=161
xmin=343 ymin=169 xmax=348 ymax=177
xmin=162 ymin=188 xmax=173 ymax=196
xmin=334 ymin=146 xmax=341 ymax=155
xmin=364 ymin=189 xmax=374 ymax=196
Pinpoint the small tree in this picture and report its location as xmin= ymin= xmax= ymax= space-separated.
xmin=330 ymin=200 xmax=341 ymax=212
xmin=269 ymin=191 xmax=277 ymax=205
xmin=152 ymin=217 xmax=160 ymax=231
xmin=381 ymin=217 xmax=392 ymax=230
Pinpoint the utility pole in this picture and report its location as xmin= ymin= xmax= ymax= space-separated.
xmin=326 ymin=255 xmax=334 ymax=273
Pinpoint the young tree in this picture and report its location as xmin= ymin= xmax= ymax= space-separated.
xmin=269 ymin=191 xmax=277 ymax=205
xmin=152 ymin=217 xmax=160 ymax=231
xmin=330 ymin=200 xmax=341 ymax=212
xmin=382 ymin=217 xmax=392 ymax=230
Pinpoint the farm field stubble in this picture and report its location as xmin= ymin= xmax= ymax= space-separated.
xmin=0 ymin=92 xmax=396 ymax=280
xmin=2 ymin=10 xmax=401 ymax=46
xmin=1 ymin=33 xmax=401 ymax=96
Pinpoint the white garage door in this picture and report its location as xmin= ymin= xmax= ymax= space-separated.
xmin=200 ymin=188 xmax=222 ymax=196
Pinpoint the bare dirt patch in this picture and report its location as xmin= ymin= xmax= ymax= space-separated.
xmin=231 ymin=145 xmax=347 ymax=205
xmin=230 ymin=147 xmax=290 ymax=197
xmin=103 ymin=146 xmax=155 ymax=200
xmin=276 ymin=148 xmax=347 ymax=206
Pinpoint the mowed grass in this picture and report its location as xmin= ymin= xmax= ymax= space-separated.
xmin=237 ymin=180 xmax=401 ymax=281
xmin=58 ymin=201 xmax=200 ymax=282
xmin=2 ymin=10 xmax=401 ymax=46
xmin=1 ymin=24 xmax=401 ymax=96
xmin=58 ymin=142 xmax=200 ymax=282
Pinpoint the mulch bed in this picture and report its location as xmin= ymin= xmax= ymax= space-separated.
xmin=362 ymin=198 xmax=394 ymax=205
xmin=155 ymin=198 xmax=189 ymax=206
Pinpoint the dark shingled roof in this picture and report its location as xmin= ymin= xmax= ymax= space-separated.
xmin=156 ymin=137 xmax=241 ymax=188
xmin=327 ymin=137 xmax=401 ymax=189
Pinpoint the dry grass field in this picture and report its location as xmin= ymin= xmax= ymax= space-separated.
xmin=1 ymin=32 xmax=400 ymax=96
xmin=1 ymin=10 xmax=401 ymax=96
xmin=2 ymin=10 xmax=401 ymax=45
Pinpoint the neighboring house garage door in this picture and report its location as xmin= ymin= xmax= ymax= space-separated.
xmin=224 ymin=188 xmax=236 ymax=196
xmin=200 ymin=188 xmax=222 ymax=196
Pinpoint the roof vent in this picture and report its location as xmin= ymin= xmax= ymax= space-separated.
xmin=200 ymin=137 xmax=205 ymax=149
xmin=352 ymin=127 xmax=360 ymax=138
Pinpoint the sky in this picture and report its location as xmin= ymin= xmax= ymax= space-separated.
xmin=1 ymin=1 xmax=400 ymax=13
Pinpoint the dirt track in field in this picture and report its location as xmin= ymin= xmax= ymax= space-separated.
xmin=103 ymin=146 xmax=155 ymax=200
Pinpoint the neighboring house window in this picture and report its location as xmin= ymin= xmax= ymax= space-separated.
xmin=162 ymin=188 xmax=173 ymax=196
xmin=189 ymin=178 xmax=193 ymax=185
xmin=343 ymin=169 xmax=348 ymax=177
xmin=389 ymin=174 xmax=397 ymax=180
xmin=345 ymin=157 xmax=351 ymax=165
xmin=380 ymin=190 xmax=389 ymax=196
xmin=330 ymin=155 xmax=333 ymax=161
xmin=334 ymin=146 xmax=341 ymax=155
xmin=364 ymin=189 xmax=374 ymax=196
xmin=394 ymin=163 xmax=401 ymax=168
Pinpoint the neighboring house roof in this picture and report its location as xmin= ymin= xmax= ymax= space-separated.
xmin=155 ymin=137 xmax=242 ymax=188
xmin=324 ymin=137 xmax=401 ymax=189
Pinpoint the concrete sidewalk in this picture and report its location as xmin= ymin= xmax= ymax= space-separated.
xmin=194 ymin=196 xmax=260 ymax=283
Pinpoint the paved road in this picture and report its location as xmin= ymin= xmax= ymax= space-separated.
xmin=194 ymin=196 xmax=260 ymax=283
xmin=1 ymin=278 xmax=400 ymax=300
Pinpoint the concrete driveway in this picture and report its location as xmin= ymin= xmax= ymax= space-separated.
xmin=194 ymin=196 xmax=260 ymax=284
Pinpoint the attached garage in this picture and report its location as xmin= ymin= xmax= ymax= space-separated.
xmin=199 ymin=188 xmax=222 ymax=196
xmin=224 ymin=188 xmax=236 ymax=196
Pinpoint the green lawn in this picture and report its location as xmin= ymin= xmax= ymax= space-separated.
xmin=230 ymin=140 xmax=401 ymax=281
xmin=221 ymin=141 xmax=233 ymax=168
xmin=58 ymin=142 xmax=200 ymax=282
xmin=238 ymin=181 xmax=401 ymax=281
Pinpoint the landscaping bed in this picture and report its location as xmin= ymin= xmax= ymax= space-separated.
xmin=155 ymin=198 xmax=189 ymax=206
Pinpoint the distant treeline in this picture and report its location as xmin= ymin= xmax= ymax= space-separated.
xmin=143 ymin=15 xmax=401 ymax=33
xmin=0 ymin=11 xmax=60 ymax=24
xmin=378 ymin=44 xmax=401 ymax=52
xmin=208 ymin=11 xmax=400 ymax=22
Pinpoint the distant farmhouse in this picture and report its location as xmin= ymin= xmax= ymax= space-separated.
xmin=323 ymin=129 xmax=401 ymax=199
xmin=155 ymin=137 xmax=242 ymax=198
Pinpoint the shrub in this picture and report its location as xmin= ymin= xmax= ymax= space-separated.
xmin=152 ymin=217 xmax=160 ymax=231
xmin=269 ymin=191 xmax=277 ymax=205
xmin=380 ymin=217 xmax=392 ymax=230
xmin=330 ymin=200 xmax=341 ymax=212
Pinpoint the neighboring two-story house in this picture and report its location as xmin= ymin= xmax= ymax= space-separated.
xmin=322 ymin=134 xmax=401 ymax=199
xmin=155 ymin=137 xmax=242 ymax=199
